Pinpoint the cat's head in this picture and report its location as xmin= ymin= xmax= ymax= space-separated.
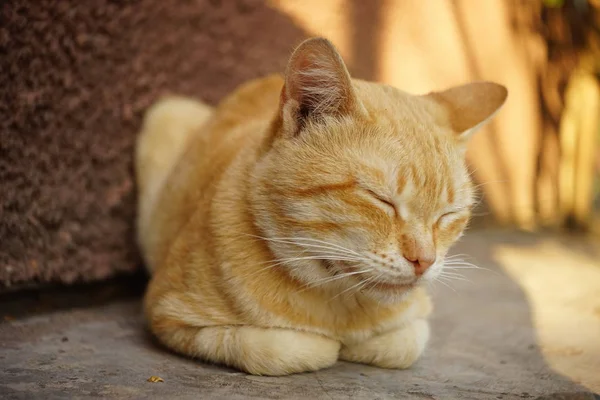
xmin=251 ymin=38 xmax=507 ymax=302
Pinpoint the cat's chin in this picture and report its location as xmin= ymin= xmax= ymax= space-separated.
xmin=322 ymin=260 xmax=418 ymax=296
xmin=367 ymin=280 xmax=416 ymax=292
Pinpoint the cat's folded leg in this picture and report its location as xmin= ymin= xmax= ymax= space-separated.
xmin=339 ymin=319 xmax=430 ymax=369
xmin=154 ymin=324 xmax=341 ymax=376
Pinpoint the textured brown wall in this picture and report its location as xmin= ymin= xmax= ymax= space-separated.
xmin=0 ymin=0 xmax=312 ymax=287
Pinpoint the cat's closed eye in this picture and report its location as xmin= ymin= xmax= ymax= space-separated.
xmin=365 ymin=189 xmax=396 ymax=213
xmin=437 ymin=211 xmax=462 ymax=228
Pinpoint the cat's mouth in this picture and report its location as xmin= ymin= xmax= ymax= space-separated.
xmin=368 ymin=280 xmax=416 ymax=291
xmin=321 ymin=259 xmax=417 ymax=291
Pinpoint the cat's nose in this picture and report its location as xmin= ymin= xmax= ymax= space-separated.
xmin=404 ymin=254 xmax=436 ymax=276
xmin=400 ymin=233 xmax=436 ymax=276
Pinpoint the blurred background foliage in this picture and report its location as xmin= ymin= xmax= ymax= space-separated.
xmin=538 ymin=0 xmax=600 ymax=232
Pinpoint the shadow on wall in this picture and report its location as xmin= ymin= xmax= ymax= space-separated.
xmin=347 ymin=0 xmax=382 ymax=81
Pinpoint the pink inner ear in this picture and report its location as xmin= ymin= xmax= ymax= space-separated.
xmin=283 ymin=38 xmax=356 ymax=118
xmin=429 ymin=82 xmax=508 ymax=135
xmin=286 ymin=52 xmax=314 ymax=101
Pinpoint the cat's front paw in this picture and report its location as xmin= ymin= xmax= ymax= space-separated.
xmin=234 ymin=327 xmax=341 ymax=375
xmin=339 ymin=319 xmax=429 ymax=369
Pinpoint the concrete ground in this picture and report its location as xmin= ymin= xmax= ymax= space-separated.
xmin=1 ymin=230 xmax=599 ymax=399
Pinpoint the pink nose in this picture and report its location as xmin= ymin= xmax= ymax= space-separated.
xmin=405 ymin=255 xmax=436 ymax=276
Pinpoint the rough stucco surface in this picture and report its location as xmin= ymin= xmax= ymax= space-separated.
xmin=0 ymin=0 xmax=310 ymax=287
xmin=0 ymin=232 xmax=597 ymax=399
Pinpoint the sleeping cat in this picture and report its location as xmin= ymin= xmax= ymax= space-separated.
xmin=135 ymin=37 xmax=507 ymax=376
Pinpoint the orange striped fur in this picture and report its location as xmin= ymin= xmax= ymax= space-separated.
xmin=136 ymin=38 xmax=507 ymax=375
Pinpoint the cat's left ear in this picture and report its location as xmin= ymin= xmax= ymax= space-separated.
xmin=278 ymin=38 xmax=362 ymax=137
xmin=426 ymin=81 xmax=508 ymax=143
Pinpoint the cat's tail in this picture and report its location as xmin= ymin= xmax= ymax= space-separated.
xmin=135 ymin=96 xmax=213 ymax=265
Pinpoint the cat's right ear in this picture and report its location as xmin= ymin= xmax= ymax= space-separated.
xmin=277 ymin=38 xmax=361 ymax=137
xmin=426 ymin=81 xmax=508 ymax=144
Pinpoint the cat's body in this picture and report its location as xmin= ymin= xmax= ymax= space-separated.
xmin=136 ymin=38 xmax=506 ymax=375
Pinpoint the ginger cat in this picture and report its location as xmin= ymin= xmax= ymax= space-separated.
xmin=136 ymin=38 xmax=507 ymax=376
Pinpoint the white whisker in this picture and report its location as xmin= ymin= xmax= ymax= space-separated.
xmin=295 ymin=269 xmax=373 ymax=293
xmin=443 ymin=260 xmax=480 ymax=268
xmin=353 ymin=275 xmax=377 ymax=296
xmin=253 ymin=254 xmax=363 ymax=267
xmin=444 ymin=253 xmax=471 ymax=259
xmin=328 ymin=278 xmax=369 ymax=301
xmin=431 ymin=276 xmax=456 ymax=292
xmin=244 ymin=234 xmax=362 ymax=257
xmin=443 ymin=263 xmax=498 ymax=275
xmin=438 ymin=272 xmax=472 ymax=284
